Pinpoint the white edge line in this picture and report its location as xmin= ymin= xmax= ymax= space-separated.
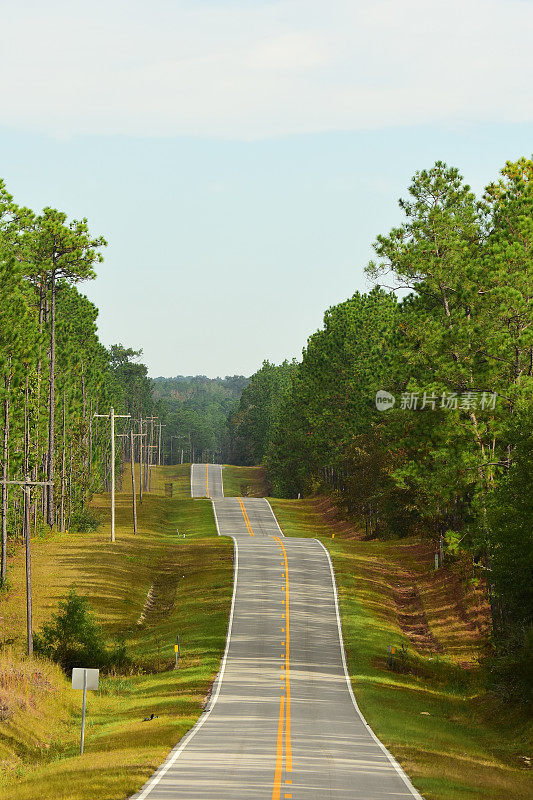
xmin=264 ymin=498 xmax=285 ymax=538
xmin=212 ymin=497 xmax=222 ymax=536
xmin=131 ymin=536 xmax=239 ymax=800
xmin=190 ymin=462 xmax=194 ymax=498
xmin=314 ymin=538 xmax=425 ymax=800
xmin=220 ymin=464 xmax=224 ymax=497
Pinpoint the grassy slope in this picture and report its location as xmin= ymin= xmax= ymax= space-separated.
xmin=221 ymin=464 xmax=269 ymax=497
xmin=0 ymin=465 xmax=232 ymax=800
xmin=143 ymin=463 xmax=192 ymax=498
xmin=269 ymin=496 xmax=532 ymax=800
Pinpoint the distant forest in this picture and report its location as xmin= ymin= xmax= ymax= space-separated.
xmin=153 ymin=375 xmax=249 ymax=463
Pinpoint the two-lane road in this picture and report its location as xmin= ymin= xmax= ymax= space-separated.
xmin=133 ymin=468 xmax=422 ymax=799
xmin=191 ymin=462 xmax=224 ymax=498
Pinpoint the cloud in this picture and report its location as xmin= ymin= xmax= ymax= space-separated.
xmin=0 ymin=0 xmax=531 ymax=139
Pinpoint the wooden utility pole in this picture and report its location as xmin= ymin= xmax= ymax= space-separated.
xmin=94 ymin=407 xmax=130 ymax=542
xmin=141 ymin=416 xmax=159 ymax=493
xmin=117 ymin=431 xmax=139 ymax=536
xmin=137 ymin=419 xmax=148 ymax=503
xmin=148 ymin=445 xmax=158 ymax=492
xmin=130 ymin=427 xmax=138 ymax=534
xmin=157 ymin=423 xmax=166 ymax=466
xmin=3 ymin=479 xmax=52 ymax=655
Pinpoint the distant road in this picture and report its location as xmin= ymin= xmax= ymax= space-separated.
xmin=190 ymin=462 xmax=224 ymax=498
xmin=134 ymin=473 xmax=422 ymax=799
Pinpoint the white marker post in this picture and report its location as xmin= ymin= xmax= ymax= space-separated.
xmin=72 ymin=668 xmax=99 ymax=754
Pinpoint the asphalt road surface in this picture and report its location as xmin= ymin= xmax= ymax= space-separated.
xmin=190 ymin=462 xmax=224 ymax=498
xmin=133 ymin=482 xmax=423 ymax=800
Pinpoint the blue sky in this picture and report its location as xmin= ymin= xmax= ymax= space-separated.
xmin=1 ymin=1 xmax=532 ymax=377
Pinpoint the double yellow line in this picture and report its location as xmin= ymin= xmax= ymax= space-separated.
xmin=238 ymin=497 xmax=255 ymax=536
xmin=272 ymin=535 xmax=292 ymax=799
xmin=236 ymin=502 xmax=292 ymax=797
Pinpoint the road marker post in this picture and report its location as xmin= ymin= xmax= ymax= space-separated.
xmin=174 ymin=635 xmax=181 ymax=669
xmin=72 ymin=668 xmax=99 ymax=754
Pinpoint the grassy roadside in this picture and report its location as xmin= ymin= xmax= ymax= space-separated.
xmin=0 ymin=466 xmax=233 ymax=800
xmin=143 ymin=463 xmax=192 ymax=498
xmin=221 ymin=464 xmax=270 ymax=497
xmin=269 ymin=496 xmax=532 ymax=800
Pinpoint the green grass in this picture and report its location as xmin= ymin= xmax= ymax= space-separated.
xmin=132 ymin=462 xmax=192 ymax=498
xmin=0 ymin=467 xmax=233 ymax=800
xmin=269 ymin=497 xmax=533 ymax=800
xmin=222 ymin=464 xmax=269 ymax=497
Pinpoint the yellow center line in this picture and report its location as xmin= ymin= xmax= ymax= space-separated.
xmin=272 ymin=694 xmax=285 ymax=800
xmin=206 ymin=463 xmax=209 ymax=498
xmin=238 ymin=497 xmax=255 ymax=536
xmin=273 ymin=535 xmax=292 ymax=777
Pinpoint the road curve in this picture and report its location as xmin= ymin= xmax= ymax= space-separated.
xmin=133 ymin=478 xmax=423 ymax=799
xmin=191 ymin=462 xmax=224 ymax=498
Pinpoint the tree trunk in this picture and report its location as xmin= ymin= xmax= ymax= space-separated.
xmin=139 ymin=419 xmax=144 ymax=504
xmin=42 ymin=288 xmax=49 ymax=523
xmin=24 ymin=483 xmax=33 ymax=656
xmin=23 ymin=371 xmax=33 ymax=656
xmin=46 ymin=271 xmax=56 ymax=527
xmin=1 ymin=371 xmax=11 ymax=586
xmin=33 ymin=279 xmax=44 ymax=530
xmin=89 ymin=399 xmax=93 ymax=493
xmin=60 ymin=390 xmax=66 ymax=532
xmin=68 ymin=443 xmax=73 ymax=531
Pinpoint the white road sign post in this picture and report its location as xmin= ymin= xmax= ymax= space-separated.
xmin=72 ymin=668 xmax=99 ymax=754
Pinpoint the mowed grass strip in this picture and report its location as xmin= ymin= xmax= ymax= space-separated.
xmin=0 ymin=467 xmax=233 ymax=800
xmin=131 ymin=462 xmax=192 ymax=499
xmin=269 ymin=497 xmax=533 ymax=800
xmin=221 ymin=464 xmax=270 ymax=497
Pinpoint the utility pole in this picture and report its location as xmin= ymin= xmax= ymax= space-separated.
xmin=94 ymin=407 xmax=130 ymax=542
xmin=148 ymin=445 xmax=158 ymax=491
xmin=130 ymin=427 xmax=138 ymax=534
xmin=3 ymin=478 xmax=52 ymax=655
xmin=117 ymin=431 xmax=138 ymax=535
xmin=138 ymin=418 xmax=144 ymax=504
xmin=144 ymin=416 xmax=158 ymax=489
xmin=158 ymin=422 xmax=165 ymax=466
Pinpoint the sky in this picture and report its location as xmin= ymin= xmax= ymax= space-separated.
xmin=1 ymin=0 xmax=532 ymax=378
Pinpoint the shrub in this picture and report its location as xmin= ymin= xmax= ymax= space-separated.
xmin=488 ymin=625 xmax=533 ymax=709
xmin=69 ymin=508 xmax=101 ymax=533
xmin=34 ymin=590 xmax=130 ymax=673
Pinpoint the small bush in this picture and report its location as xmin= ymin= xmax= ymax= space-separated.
xmin=487 ymin=625 xmax=533 ymax=709
xmin=69 ymin=508 xmax=101 ymax=533
xmin=34 ymin=590 xmax=130 ymax=674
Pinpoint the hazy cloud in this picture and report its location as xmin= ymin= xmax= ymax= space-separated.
xmin=0 ymin=0 xmax=531 ymax=139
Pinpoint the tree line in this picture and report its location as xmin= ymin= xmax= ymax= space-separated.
xmin=231 ymin=158 xmax=533 ymax=689
xmin=154 ymin=374 xmax=249 ymax=464
xmin=0 ymin=180 xmax=156 ymax=587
